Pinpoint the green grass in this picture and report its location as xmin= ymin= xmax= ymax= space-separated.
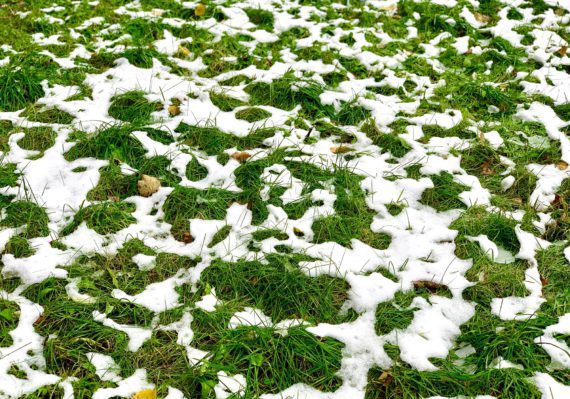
xmin=108 ymin=91 xmax=162 ymax=124
xmin=2 ymin=0 xmax=570 ymax=398
xmin=201 ymin=255 xmax=351 ymax=324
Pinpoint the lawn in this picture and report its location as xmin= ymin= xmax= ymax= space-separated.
xmin=0 ymin=0 xmax=569 ymax=398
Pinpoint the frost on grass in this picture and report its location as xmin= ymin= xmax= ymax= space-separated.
xmin=0 ymin=0 xmax=569 ymax=398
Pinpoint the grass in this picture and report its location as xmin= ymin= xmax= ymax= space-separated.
xmin=2 ymin=0 xmax=570 ymax=398
xmin=108 ymin=91 xmax=162 ymax=124
xmin=201 ymin=255 xmax=351 ymax=324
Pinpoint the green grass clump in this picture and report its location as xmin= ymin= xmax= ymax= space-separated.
xmin=4 ymin=235 xmax=34 ymax=258
xmin=420 ymin=172 xmax=468 ymax=211
xmin=245 ymin=8 xmax=274 ymax=31
xmin=0 ymin=66 xmax=44 ymax=112
xmin=192 ymin=310 xmax=344 ymax=395
xmin=1 ymin=201 xmax=49 ymax=238
xmin=0 ymin=299 xmax=19 ymax=347
xmin=201 ymin=254 xmax=351 ymax=324
xmin=62 ymin=202 xmax=136 ymax=236
xmin=209 ymin=91 xmax=246 ymax=111
xmin=0 ymin=163 xmax=19 ymax=187
xmin=108 ymin=91 xmax=161 ymax=124
xmin=18 ymin=127 xmax=56 ymax=152
xmin=235 ymin=107 xmax=272 ymax=122
xmin=163 ymin=186 xmax=240 ymax=240
xmin=176 ymin=123 xmax=276 ymax=156
xmin=186 ymin=156 xmax=208 ymax=181
xmin=65 ymin=125 xmax=147 ymax=165
xmin=87 ymin=156 xmax=179 ymax=201
xmin=20 ymin=105 xmax=74 ymax=124
xmin=245 ymin=75 xmax=335 ymax=119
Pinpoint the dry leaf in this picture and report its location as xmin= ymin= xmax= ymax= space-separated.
xmin=132 ymin=389 xmax=157 ymax=399
xmin=558 ymin=46 xmax=568 ymax=56
xmin=378 ymin=371 xmax=393 ymax=386
xmin=540 ymin=275 xmax=548 ymax=287
xmin=231 ymin=151 xmax=251 ymax=163
xmin=556 ymin=160 xmax=568 ymax=170
xmin=330 ymin=146 xmax=352 ymax=154
xmin=108 ymin=195 xmax=120 ymax=202
xmin=178 ymin=45 xmax=190 ymax=57
xmin=195 ymin=3 xmax=206 ymax=17
xmin=137 ymin=175 xmax=161 ymax=197
xmin=473 ymin=12 xmax=491 ymax=24
xmin=480 ymin=159 xmax=494 ymax=176
xmin=168 ymin=104 xmax=181 ymax=117
xmin=293 ymin=227 xmax=304 ymax=237
xmin=182 ymin=232 xmax=194 ymax=244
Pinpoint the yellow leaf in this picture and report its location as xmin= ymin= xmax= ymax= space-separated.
xmin=168 ymin=104 xmax=181 ymax=117
xmin=473 ymin=12 xmax=490 ymax=24
xmin=137 ymin=175 xmax=161 ymax=197
xmin=178 ymin=45 xmax=190 ymax=57
xmin=195 ymin=3 xmax=206 ymax=17
xmin=557 ymin=160 xmax=568 ymax=170
xmin=330 ymin=146 xmax=351 ymax=154
xmin=132 ymin=389 xmax=157 ymax=399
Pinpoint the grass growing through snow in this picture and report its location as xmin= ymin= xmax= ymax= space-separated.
xmin=1 ymin=0 xmax=569 ymax=398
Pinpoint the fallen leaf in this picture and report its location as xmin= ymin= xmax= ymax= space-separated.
xmin=293 ymin=227 xmax=304 ymax=237
xmin=556 ymin=160 xmax=568 ymax=170
xmin=330 ymin=145 xmax=352 ymax=154
xmin=182 ymin=232 xmax=194 ymax=244
xmin=137 ymin=175 xmax=161 ymax=197
xmin=551 ymin=194 xmax=562 ymax=206
xmin=558 ymin=46 xmax=568 ymax=56
xmin=132 ymin=389 xmax=157 ymax=399
xmin=480 ymin=159 xmax=494 ymax=175
xmin=195 ymin=3 xmax=206 ymax=17
xmin=231 ymin=151 xmax=251 ymax=163
xmin=178 ymin=45 xmax=190 ymax=57
xmin=168 ymin=104 xmax=181 ymax=117
xmin=378 ymin=371 xmax=393 ymax=386
xmin=473 ymin=12 xmax=491 ymax=24
xmin=540 ymin=275 xmax=548 ymax=287
xmin=108 ymin=195 xmax=120 ymax=202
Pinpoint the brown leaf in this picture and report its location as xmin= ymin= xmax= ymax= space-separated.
xmin=540 ymin=275 xmax=548 ymax=287
xmin=551 ymin=194 xmax=562 ymax=207
xmin=378 ymin=371 xmax=393 ymax=386
xmin=556 ymin=160 xmax=568 ymax=170
xmin=182 ymin=232 xmax=194 ymax=244
xmin=231 ymin=151 xmax=251 ymax=163
xmin=108 ymin=195 xmax=120 ymax=202
xmin=195 ymin=3 xmax=206 ymax=17
xmin=137 ymin=175 xmax=161 ymax=197
xmin=168 ymin=104 xmax=181 ymax=117
xmin=481 ymin=159 xmax=494 ymax=176
xmin=330 ymin=145 xmax=352 ymax=154
xmin=558 ymin=46 xmax=568 ymax=56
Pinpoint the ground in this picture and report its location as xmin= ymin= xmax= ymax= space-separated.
xmin=0 ymin=0 xmax=569 ymax=398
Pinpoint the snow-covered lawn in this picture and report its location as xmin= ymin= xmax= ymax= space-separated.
xmin=0 ymin=0 xmax=569 ymax=398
